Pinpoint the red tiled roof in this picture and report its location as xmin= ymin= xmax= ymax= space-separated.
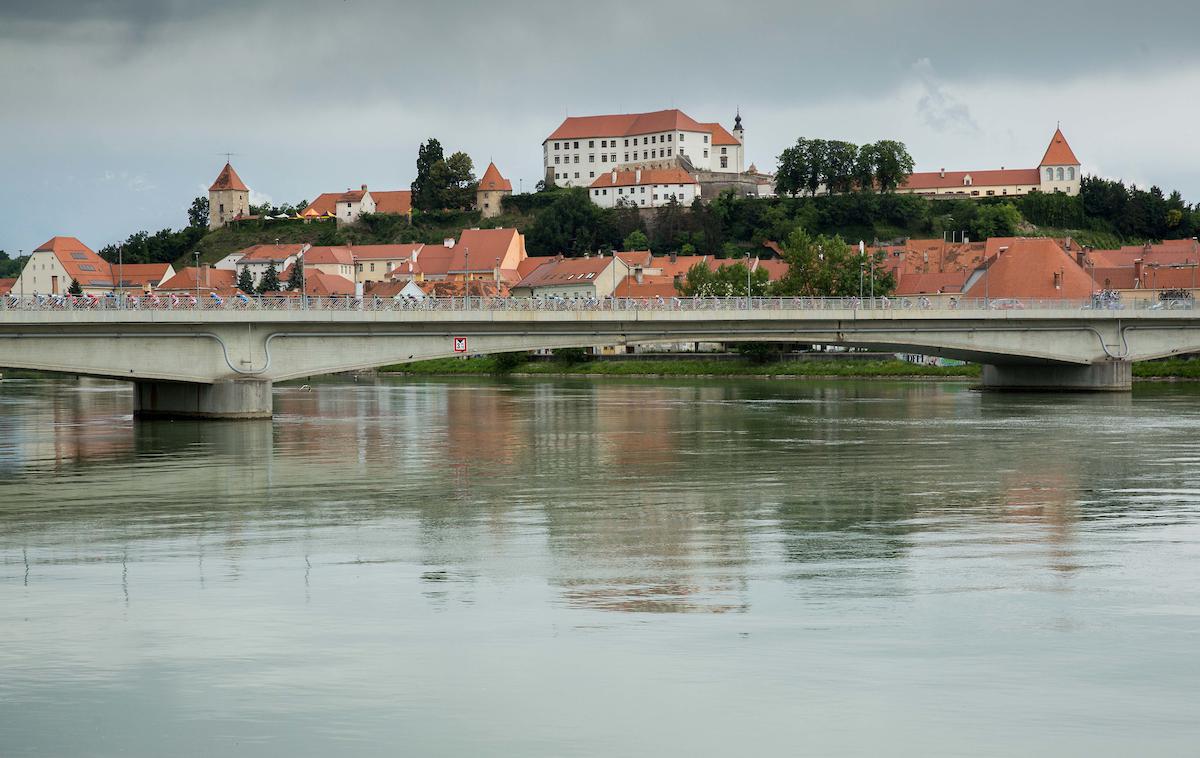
xmin=653 ymin=255 xmax=711 ymax=279
xmin=961 ymin=238 xmax=1093 ymax=299
xmin=1040 ymin=128 xmax=1079 ymax=166
xmin=616 ymin=250 xmax=653 ymax=267
xmin=513 ymin=256 xmax=617 ymax=288
xmin=0 ymin=278 xmax=15 ymax=295
xmin=33 ymin=237 xmax=114 ymax=288
xmin=114 ymin=263 xmax=172 ymax=287
xmin=902 ymin=168 xmax=1041 ymax=191
xmin=337 ymin=189 xmax=366 ymax=203
xmin=895 ymin=271 xmax=968 ymax=295
xmin=451 ymin=228 xmax=525 ymax=272
xmin=35 ymin=236 xmax=94 ymax=255
xmin=238 ymin=243 xmax=307 ymax=262
xmin=517 ymin=255 xmax=553 ymax=280
xmin=371 ymin=190 xmax=412 ymax=215
xmin=417 ymin=280 xmax=508 ymax=298
xmin=300 ymin=246 xmax=354 ymax=266
xmin=302 ymin=193 xmax=340 ymax=216
xmin=614 ymin=277 xmax=680 ymax=298
xmin=349 ymin=243 xmax=423 ymax=261
xmin=209 ymin=163 xmax=248 ymax=192
xmin=364 ymin=280 xmax=416 ymax=298
xmin=157 ymin=267 xmax=237 ymax=292
xmin=546 ymin=109 xmax=710 ymax=141
xmin=478 ymin=163 xmax=512 ymax=192
xmin=590 ymin=168 xmax=698 ymax=188
xmin=411 ymin=245 xmax=455 ymax=277
xmin=754 ymin=258 xmax=789 ymax=281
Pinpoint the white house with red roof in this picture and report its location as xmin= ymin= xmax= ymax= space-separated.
xmin=589 ymin=167 xmax=699 ymax=208
xmin=897 ymin=128 xmax=1082 ymax=199
xmin=301 ymin=187 xmax=411 ymax=224
xmin=13 ymin=237 xmax=114 ymax=295
xmin=543 ymin=108 xmax=744 ymax=189
xmin=510 ymin=254 xmax=631 ymax=299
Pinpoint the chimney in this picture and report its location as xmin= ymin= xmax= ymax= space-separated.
xmin=444 ymin=238 xmax=455 ymax=248
xmin=1134 ymin=258 xmax=1144 ymax=287
xmin=1065 ymin=237 xmax=1072 ymax=251
xmin=611 ymin=169 xmax=617 ymax=183
xmin=494 ymin=258 xmax=501 ymax=283
xmin=939 ymin=168 xmax=945 ymax=178
xmin=673 ymin=273 xmax=683 ymax=287
xmin=1076 ymin=249 xmax=1086 ymax=268
xmin=635 ymin=168 xmax=642 ymax=184
xmin=361 ymin=184 xmax=368 ymax=192
xmin=635 ymin=267 xmax=644 ymax=284
xmin=1054 ymin=270 xmax=1063 ymax=290
xmin=670 ymin=252 xmax=677 ymax=263
xmin=202 ymin=263 xmax=210 ymax=288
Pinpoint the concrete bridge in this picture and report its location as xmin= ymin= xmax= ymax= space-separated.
xmin=1 ymin=296 xmax=1197 ymax=418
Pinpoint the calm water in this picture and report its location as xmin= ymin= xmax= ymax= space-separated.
xmin=1 ymin=374 xmax=1199 ymax=756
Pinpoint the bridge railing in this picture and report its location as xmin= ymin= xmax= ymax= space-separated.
xmin=0 ymin=294 xmax=1192 ymax=314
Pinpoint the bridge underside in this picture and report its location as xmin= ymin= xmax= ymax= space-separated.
xmin=2 ymin=311 xmax=1193 ymax=416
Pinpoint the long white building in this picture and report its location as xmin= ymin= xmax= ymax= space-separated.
xmin=543 ymin=109 xmax=744 ymax=189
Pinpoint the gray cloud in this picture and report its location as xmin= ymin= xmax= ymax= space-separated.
xmin=2 ymin=0 xmax=1200 ymax=252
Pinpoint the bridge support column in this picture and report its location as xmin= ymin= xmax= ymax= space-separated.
xmin=133 ymin=379 xmax=273 ymax=419
xmin=981 ymin=361 xmax=1131 ymax=392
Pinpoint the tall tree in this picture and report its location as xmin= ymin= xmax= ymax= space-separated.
xmin=443 ymin=151 xmax=477 ymax=210
xmin=869 ymin=140 xmax=915 ymax=193
xmin=237 ymin=267 xmax=255 ymax=294
xmin=524 ymin=188 xmax=606 ymax=255
xmin=823 ymin=140 xmax=860 ymax=194
xmin=257 ymin=263 xmax=280 ymax=294
xmin=67 ymin=278 xmax=83 ymax=295
xmin=679 ymin=261 xmax=770 ymax=296
xmin=187 ymin=196 xmax=209 ymax=228
xmin=286 ymin=259 xmax=305 ymax=292
xmin=412 ymin=138 xmax=445 ymax=211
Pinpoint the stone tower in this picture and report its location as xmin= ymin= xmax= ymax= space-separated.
xmin=208 ymin=162 xmax=250 ymax=230
xmin=476 ymin=162 xmax=513 ymax=219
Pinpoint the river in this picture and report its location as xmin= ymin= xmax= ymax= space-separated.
xmin=1 ymin=374 xmax=1199 ymax=756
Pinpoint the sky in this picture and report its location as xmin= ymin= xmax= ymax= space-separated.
xmin=2 ymin=0 xmax=1199 ymax=255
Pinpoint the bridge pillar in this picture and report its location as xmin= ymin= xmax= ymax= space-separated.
xmin=981 ymin=361 xmax=1131 ymax=392
xmin=133 ymin=379 xmax=273 ymax=419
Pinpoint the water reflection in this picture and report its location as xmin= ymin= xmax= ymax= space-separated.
xmin=2 ymin=374 xmax=1200 ymax=755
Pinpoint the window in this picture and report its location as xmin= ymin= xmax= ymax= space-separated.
xmin=1056 ymin=167 xmax=1064 ymax=180
xmin=79 ymin=264 xmax=96 ymax=271
xmin=589 ymin=171 xmax=594 ymax=178
xmin=640 ymin=187 xmax=645 ymax=194
xmin=653 ymin=194 xmax=659 ymax=200
xmin=602 ymin=189 xmax=607 ymax=195
xmin=624 ymin=139 xmax=629 ymax=147
xmin=618 ymin=188 xmax=623 ymax=194
xmin=601 ymin=140 xmax=607 ymax=148
xmin=573 ymin=141 xmax=579 ymax=149
xmin=588 ymin=140 xmax=594 ymax=148
xmin=667 ymin=149 xmax=672 ymax=156
xmin=703 ymin=150 xmax=708 ymax=158
xmin=574 ymin=172 xmax=579 ymax=178
xmin=667 ymin=134 xmax=673 ymax=142
xmin=720 ymin=156 xmax=728 ymax=168
xmin=574 ymin=155 xmax=579 ymax=163
xmin=703 ymin=135 xmax=709 ymax=143
xmin=70 ymin=252 xmax=88 ymax=260
xmin=1067 ymin=167 xmax=1075 ymax=180
xmin=555 ymin=173 xmax=560 ymax=179
xmin=643 ymin=151 xmax=648 ymax=159
xmin=986 ymin=190 xmax=995 ymax=196
xmin=721 ymin=147 xmax=727 ymax=155
xmin=588 ymin=154 xmax=594 ymax=163
xmin=370 ymin=262 xmax=376 ymax=271
xmin=1045 ymin=167 xmax=1053 ymax=181
xmin=555 ymin=157 xmax=560 ymax=164
xmin=652 ymin=136 xmax=657 ymax=144
xmin=594 ymin=190 xmax=599 ymax=196
xmin=554 ymin=142 xmax=560 ymax=149
xmin=624 ymin=153 xmax=629 ymax=161
xmin=679 ymin=133 xmax=685 ymax=141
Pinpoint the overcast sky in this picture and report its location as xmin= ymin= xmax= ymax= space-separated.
xmin=2 ymin=0 xmax=1199 ymax=254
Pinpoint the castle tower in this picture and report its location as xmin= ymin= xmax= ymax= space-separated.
xmin=732 ymin=110 xmax=744 ymax=144
xmin=476 ymin=162 xmax=513 ymax=219
xmin=208 ymin=162 xmax=250 ymax=230
xmin=1037 ymin=127 xmax=1081 ymax=196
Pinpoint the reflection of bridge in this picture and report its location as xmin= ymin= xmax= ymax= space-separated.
xmin=2 ymin=296 xmax=1198 ymax=417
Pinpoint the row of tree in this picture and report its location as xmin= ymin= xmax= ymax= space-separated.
xmin=774 ymin=138 xmax=916 ymax=197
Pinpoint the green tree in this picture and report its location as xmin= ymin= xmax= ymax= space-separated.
xmin=286 ymin=259 xmax=305 ymax=291
xmin=237 ymin=267 xmax=255 ymax=294
xmin=971 ymin=203 xmax=1024 ymax=239
xmin=257 ymin=263 xmax=280 ymax=294
xmin=679 ymin=261 xmax=769 ymax=296
xmin=867 ymin=140 xmax=915 ymax=193
xmin=823 ymin=140 xmax=860 ymax=194
xmin=412 ymin=138 xmax=445 ymax=211
xmin=67 ymin=278 xmax=83 ymax=295
xmin=623 ymin=229 xmax=649 ymax=250
xmin=443 ymin=151 xmax=477 ymax=210
xmin=772 ymin=228 xmax=894 ymax=297
xmin=524 ymin=188 xmax=606 ymax=255
xmin=187 ymin=196 xmax=209 ymax=228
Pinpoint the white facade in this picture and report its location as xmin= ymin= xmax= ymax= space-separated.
xmin=590 ymin=174 xmax=700 ymax=209
xmin=1038 ymin=164 xmax=1081 ymax=196
xmin=337 ymin=186 xmax=376 ymax=226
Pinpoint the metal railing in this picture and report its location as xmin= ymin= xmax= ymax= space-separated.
xmin=0 ymin=293 xmax=1193 ymax=314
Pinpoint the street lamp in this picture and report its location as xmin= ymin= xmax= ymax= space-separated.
xmin=744 ymin=252 xmax=751 ymax=299
xmin=17 ymin=249 xmax=24 ymax=302
xmin=193 ymin=251 xmax=200 ymax=307
xmin=463 ymin=247 xmax=470 ymax=309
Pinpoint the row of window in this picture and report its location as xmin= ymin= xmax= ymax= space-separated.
xmin=550 ymin=133 xmax=711 ymax=151
xmin=552 ymin=147 xmax=714 ymax=167
xmin=1046 ymin=167 xmax=1076 ymax=181
xmin=592 ymin=184 xmax=691 ymax=196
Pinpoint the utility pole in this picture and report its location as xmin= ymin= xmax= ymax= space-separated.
xmin=193 ymin=251 xmax=200 ymax=307
xmin=118 ymin=244 xmax=124 ymax=307
xmin=744 ymin=252 xmax=751 ymax=299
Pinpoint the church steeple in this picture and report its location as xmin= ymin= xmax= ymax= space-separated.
xmin=732 ymin=109 xmax=744 ymax=144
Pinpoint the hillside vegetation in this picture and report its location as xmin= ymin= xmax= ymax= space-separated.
xmin=88 ymin=174 xmax=1198 ymax=270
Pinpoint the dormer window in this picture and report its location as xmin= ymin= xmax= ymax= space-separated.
xmin=963 ymin=175 xmax=973 ymax=187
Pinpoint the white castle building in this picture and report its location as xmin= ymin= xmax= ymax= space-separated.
xmin=543 ymin=109 xmax=745 ymax=207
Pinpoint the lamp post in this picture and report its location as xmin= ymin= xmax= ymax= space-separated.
xmin=118 ymin=244 xmax=124 ymax=307
xmin=744 ymin=252 xmax=751 ymax=300
xmin=859 ymin=240 xmax=865 ymax=300
xmin=193 ymin=251 xmax=200 ymax=307
xmin=464 ymin=247 xmax=470 ymax=309
xmin=18 ymin=249 xmax=24 ymax=302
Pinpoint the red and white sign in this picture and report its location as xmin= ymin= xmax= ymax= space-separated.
xmin=453 ymin=337 xmax=468 ymax=353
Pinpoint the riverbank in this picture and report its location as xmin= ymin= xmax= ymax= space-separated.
xmin=379 ymin=355 xmax=1200 ymax=380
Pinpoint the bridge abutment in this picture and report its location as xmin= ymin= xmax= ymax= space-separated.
xmin=981 ymin=361 xmax=1131 ymax=392
xmin=133 ymin=379 xmax=273 ymax=420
